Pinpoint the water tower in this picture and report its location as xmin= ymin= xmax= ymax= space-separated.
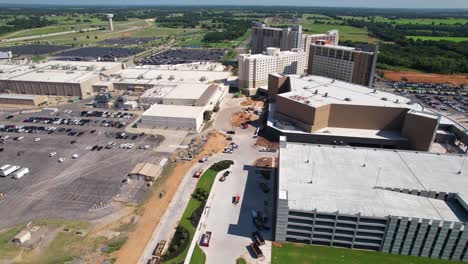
xmin=106 ymin=14 xmax=114 ymax=32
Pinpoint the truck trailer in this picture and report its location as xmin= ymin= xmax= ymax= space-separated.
xmin=13 ymin=168 xmax=29 ymax=179
xmin=0 ymin=164 xmax=11 ymax=175
xmin=1 ymin=165 xmax=20 ymax=177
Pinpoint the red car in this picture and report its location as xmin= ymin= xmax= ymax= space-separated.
xmin=200 ymin=231 xmax=212 ymax=247
xmin=193 ymin=169 xmax=203 ymax=178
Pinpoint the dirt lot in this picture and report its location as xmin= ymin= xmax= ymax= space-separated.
xmin=380 ymin=70 xmax=468 ymax=86
xmin=231 ymin=111 xmax=254 ymax=127
xmin=114 ymin=132 xmax=229 ymax=264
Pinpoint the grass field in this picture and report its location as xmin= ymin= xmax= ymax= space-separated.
xmin=407 ymin=36 xmax=468 ymax=42
xmin=268 ymin=14 xmax=378 ymax=43
xmin=0 ymin=224 xmax=26 ymax=260
xmin=0 ymin=218 xmax=92 ymax=264
xmin=304 ymin=23 xmax=377 ymax=42
xmin=272 ymin=242 xmax=465 ymax=264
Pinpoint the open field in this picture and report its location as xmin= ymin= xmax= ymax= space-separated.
xmin=305 ymin=24 xmax=377 ymax=43
xmin=269 ymin=15 xmax=378 ymax=43
xmin=407 ymin=36 xmax=468 ymax=42
xmin=380 ymin=70 xmax=468 ymax=86
xmin=272 ymin=242 xmax=465 ymax=264
xmin=339 ymin=16 xmax=468 ymax=25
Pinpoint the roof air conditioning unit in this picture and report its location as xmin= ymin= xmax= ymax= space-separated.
xmin=323 ymin=92 xmax=328 ymax=97
xmin=344 ymin=97 xmax=352 ymax=102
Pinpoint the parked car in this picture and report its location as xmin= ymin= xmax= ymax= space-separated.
xmin=49 ymin=152 xmax=57 ymax=157
xmin=193 ymin=169 xmax=203 ymax=178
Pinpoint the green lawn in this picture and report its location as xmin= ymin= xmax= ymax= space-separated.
xmin=190 ymin=245 xmax=206 ymax=264
xmin=272 ymin=242 xmax=465 ymax=264
xmin=406 ymin=36 xmax=468 ymax=42
xmin=165 ymin=169 xmax=218 ymax=264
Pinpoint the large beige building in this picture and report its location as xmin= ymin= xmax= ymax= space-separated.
xmin=0 ymin=61 xmax=123 ymax=98
xmin=307 ymin=44 xmax=378 ymax=87
xmin=238 ymin=48 xmax=305 ymax=95
xmin=301 ymin=30 xmax=339 ymax=70
xmin=267 ymin=74 xmax=439 ymax=151
xmin=251 ymin=24 xmax=303 ymax=54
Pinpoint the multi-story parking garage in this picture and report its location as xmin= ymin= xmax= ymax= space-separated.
xmin=275 ymin=137 xmax=468 ymax=262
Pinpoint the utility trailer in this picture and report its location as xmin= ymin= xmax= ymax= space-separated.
xmin=12 ymin=167 xmax=29 ymax=179
xmin=1 ymin=165 xmax=19 ymax=177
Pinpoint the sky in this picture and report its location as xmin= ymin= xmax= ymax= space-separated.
xmin=0 ymin=0 xmax=467 ymax=9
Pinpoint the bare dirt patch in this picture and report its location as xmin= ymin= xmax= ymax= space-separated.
xmin=255 ymin=136 xmax=278 ymax=149
xmin=254 ymin=157 xmax=273 ymax=168
xmin=380 ymin=70 xmax=468 ymax=86
xmin=231 ymin=111 xmax=254 ymax=127
xmin=240 ymin=98 xmax=266 ymax=109
xmin=114 ymin=132 xmax=229 ymax=264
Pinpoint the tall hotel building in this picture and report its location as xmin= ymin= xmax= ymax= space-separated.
xmin=301 ymin=30 xmax=339 ymax=69
xmin=251 ymin=24 xmax=303 ymax=54
xmin=307 ymin=44 xmax=378 ymax=87
xmin=238 ymin=48 xmax=305 ymax=95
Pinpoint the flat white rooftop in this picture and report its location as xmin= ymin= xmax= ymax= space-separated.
xmin=115 ymin=65 xmax=230 ymax=85
xmin=142 ymin=104 xmax=204 ymax=119
xmin=281 ymin=75 xmax=422 ymax=110
xmin=140 ymin=82 xmax=209 ymax=101
xmin=279 ymin=142 xmax=468 ymax=221
xmin=1 ymin=60 xmax=122 ymax=83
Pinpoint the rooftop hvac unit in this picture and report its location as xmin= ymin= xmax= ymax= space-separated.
xmin=66 ymin=71 xmax=74 ymax=74
xmin=372 ymin=89 xmax=377 ymax=93
xmin=394 ymin=99 xmax=399 ymax=103
xmin=381 ymin=97 xmax=388 ymax=101
xmin=314 ymin=90 xmax=318 ymax=94
xmin=344 ymin=97 xmax=352 ymax=102
xmin=323 ymin=92 xmax=328 ymax=97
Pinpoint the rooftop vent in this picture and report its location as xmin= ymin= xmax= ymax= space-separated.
xmin=314 ymin=90 xmax=318 ymax=94
xmin=323 ymin=92 xmax=328 ymax=97
xmin=372 ymin=89 xmax=377 ymax=93
xmin=381 ymin=97 xmax=388 ymax=101
xmin=394 ymin=99 xmax=399 ymax=103
xmin=344 ymin=97 xmax=352 ymax=102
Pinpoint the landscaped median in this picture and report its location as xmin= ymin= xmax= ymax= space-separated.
xmin=163 ymin=160 xmax=234 ymax=264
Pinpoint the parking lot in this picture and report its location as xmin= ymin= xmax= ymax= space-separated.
xmin=139 ymin=48 xmax=225 ymax=65
xmin=0 ymin=109 xmax=167 ymax=229
xmin=391 ymin=81 xmax=468 ymax=114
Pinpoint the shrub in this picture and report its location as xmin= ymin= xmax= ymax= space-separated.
xmin=210 ymin=160 xmax=234 ymax=172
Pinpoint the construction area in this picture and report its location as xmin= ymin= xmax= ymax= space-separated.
xmin=381 ymin=70 xmax=468 ymax=87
